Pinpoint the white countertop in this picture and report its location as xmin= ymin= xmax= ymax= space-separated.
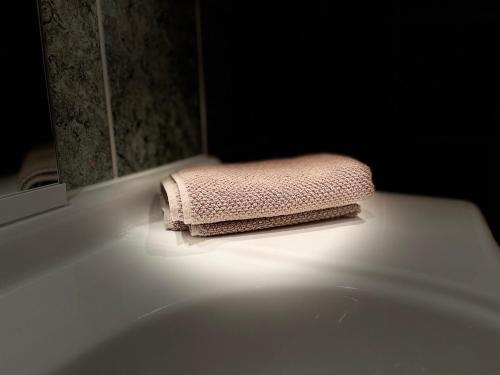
xmin=1 ymin=155 xmax=499 ymax=375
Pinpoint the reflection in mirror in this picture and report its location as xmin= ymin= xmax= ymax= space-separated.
xmin=0 ymin=0 xmax=59 ymax=198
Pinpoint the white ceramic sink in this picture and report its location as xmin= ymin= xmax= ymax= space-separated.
xmin=1 ymin=156 xmax=499 ymax=375
xmin=56 ymin=280 xmax=500 ymax=375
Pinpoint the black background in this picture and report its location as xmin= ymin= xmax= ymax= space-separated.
xmin=201 ymin=0 xmax=500 ymax=243
xmin=1 ymin=1 xmax=53 ymax=175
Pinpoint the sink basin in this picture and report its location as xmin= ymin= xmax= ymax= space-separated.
xmin=57 ymin=282 xmax=500 ymax=375
xmin=1 ymin=157 xmax=500 ymax=375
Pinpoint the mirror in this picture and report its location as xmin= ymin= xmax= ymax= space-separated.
xmin=0 ymin=0 xmax=59 ymax=199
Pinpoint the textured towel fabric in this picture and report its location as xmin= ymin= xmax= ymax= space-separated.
xmin=160 ymin=154 xmax=374 ymax=236
xmin=17 ymin=143 xmax=59 ymax=191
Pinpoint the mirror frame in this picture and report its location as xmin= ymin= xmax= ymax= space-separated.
xmin=0 ymin=0 xmax=66 ymax=227
xmin=0 ymin=183 xmax=67 ymax=226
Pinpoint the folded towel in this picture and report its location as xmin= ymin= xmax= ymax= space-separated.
xmin=17 ymin=143 xmax=59 ymax=191
xmin=160 ymin=154 xmax=374 ymax=236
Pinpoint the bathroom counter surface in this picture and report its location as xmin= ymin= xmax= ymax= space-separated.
xmin=1 ymin=155 xmax=499 ymax=375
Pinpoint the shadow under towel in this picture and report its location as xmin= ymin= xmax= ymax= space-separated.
xmin=160 ymin=154 xmax=374 ymax=237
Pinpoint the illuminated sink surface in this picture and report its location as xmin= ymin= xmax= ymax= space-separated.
xmin=57 ymin=281 xmax=500 ymax=375
xmin=1 ymin=158 xmax=500 ymax=375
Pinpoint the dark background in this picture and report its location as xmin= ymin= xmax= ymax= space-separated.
xmin=1 ymin=1 xmax=53 ymax=175
xmin=201 ymin=0 xmax=500 ymax=243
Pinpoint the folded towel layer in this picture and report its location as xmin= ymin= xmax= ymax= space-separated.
xmin=161 ymin=154 xmax=374 ymax=236
xmin=17 ymin=143 xmax=59 ymax=191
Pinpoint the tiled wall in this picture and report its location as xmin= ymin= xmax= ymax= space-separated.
xmin=39 ymin=0 xmax=203 ymax=189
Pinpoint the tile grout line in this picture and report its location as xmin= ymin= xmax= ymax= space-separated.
xmin=195 ymin=0 xmax=208 ymax=155
xmin=96 ymin=0 xmax=119 ymax=178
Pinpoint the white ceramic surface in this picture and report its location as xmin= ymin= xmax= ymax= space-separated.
xmin=0 ymin=155 xmax=499 ymax=375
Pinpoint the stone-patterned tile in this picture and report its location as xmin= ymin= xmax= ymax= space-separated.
xmin=39 ymin=0 xmax=113 ymax=189
xmin=102 ymin=0 xmax=202 ymax=176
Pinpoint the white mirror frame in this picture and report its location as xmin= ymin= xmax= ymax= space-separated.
xmin=0 ymin=183 xmax=67 ymax=226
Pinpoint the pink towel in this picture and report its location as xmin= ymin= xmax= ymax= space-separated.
xmin=17 ymin=143 xmax=59 ymax=191
xmin=160 ymin=154 xmax=374 ymax=236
